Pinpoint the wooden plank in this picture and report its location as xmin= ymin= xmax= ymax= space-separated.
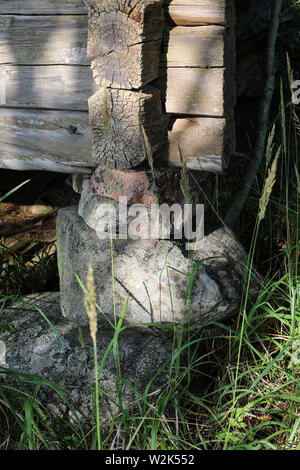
xmin=161 ymin=26 xmax=225 ymax=68
xmin=0 ymin=15 xmax=89 ymax=65
xmin=0 ymin=65 xmax=97 ymax=111
xmin=88 ymin=0 xmax=164 ymax=89
xmin=89 ymin=86 xmax=166 ymax=168
xmin=0 ymin=0 xmax=88 ymax=15
xmin=164 ymin=0 xmax=229 ymax=26
xmin=164 ymin=68 xmax=224 ymax=116
xmin=168 ymin=117 xmax=227 ymax=172
xmin=0 ymin=108 xmax=96 ymax=173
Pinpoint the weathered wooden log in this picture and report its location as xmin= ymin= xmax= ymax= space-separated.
xmin=88 ymin=0 xmax=164 ymax=89
xmin=0 ymin=0 xmax=234 ymax=26
xmin=89 ymin=86 xmax=166 ymax=168
xmin=0 ymin=108 xmax=95 ymax=173
xmin=0 ymin=107 xmax=233 ymax=174
xmin=0 ymin=65 xmax=96 ymax=111
xmin=168 ymin=117 xmax=234 ymax=173
xmin=163 ymin=68 xmax=225 ymax=116
xmin=0 ymin=2 xmax=235 ymax=174
xmin=161 ymin=25 xmax=225 ymax=68
xmin=0 ymin=16 xmax=231 ymax=72
xmin=0 ymin=15 xmax=89 ymax=65
xmin=164 ymin=0 xmax=234 ymax=27
xmin=0 ymin=0 xmax=88 ymax=14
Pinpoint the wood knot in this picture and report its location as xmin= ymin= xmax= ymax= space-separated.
xmin=67 ymin=125 xmax=78 ymax=135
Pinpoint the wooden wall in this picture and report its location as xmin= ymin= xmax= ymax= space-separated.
xmin=0 ymin=0 xmax=235 ymax=173
xmin=164 ymin=0 xmax=236 ymax=172
xmin=0 ymin=1 xmax=95 ymax=173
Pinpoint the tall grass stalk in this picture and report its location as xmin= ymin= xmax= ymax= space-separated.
xmin=222 ymin=64 xmax=299 ymax=449
xmin=84 ymin=264 xmax=102 ymax=450
xmin=0 ymin=65 xmax=299 ymax=450
xmin=223 ymin=126 xmax=282 ymax=449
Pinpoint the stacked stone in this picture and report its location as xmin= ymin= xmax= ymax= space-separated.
xmin=54 ymin=0 xmax=249 ymax=423
xmin=0 ymin=1 xmax=257 ymax=428
xmin=57 ymin=0 xmax=243 ymax=331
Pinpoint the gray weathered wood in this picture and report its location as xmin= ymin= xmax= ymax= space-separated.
xmin=0 ymin=108 xmax=95 ymax=173
xmin=164 ymin=68 xmax=224 ymax=116
xmin=89 ymin=86 xmax=166 ymax=168
xmin=0 ymin=0 xmax=88 ymax=14
xmin=165 ymin=0 xmax=229 ymax=26
xmin=0 ymin=15 xmax=230 ymax=70
xmin=90 ymin=41 xmax=162 ymax=90
xmin=0 ymin=1 xmax=235 ymax=174
xmin=0 ymin=15 xmax=89 ymax=65
xmin=0 ymin=65 xmax=96 ymax=110
xmin=88 ymin=0 xmax=164 ymax=89
xmin=161 ymin=25 xmax=225 ymax=68
xmin=168 ymin=117 xmax=227 ymax=172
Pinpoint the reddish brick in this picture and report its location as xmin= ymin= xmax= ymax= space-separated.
xmin=91 ymin=166 xmax=187 ymax=207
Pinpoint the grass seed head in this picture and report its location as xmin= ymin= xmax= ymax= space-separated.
xmin=179 ymin=146 xmax=191 ymax=204
xmin=259 ymin=146 xmax=281 ymax=221
xmin=84 ymin=264 xmax=98 ymax=342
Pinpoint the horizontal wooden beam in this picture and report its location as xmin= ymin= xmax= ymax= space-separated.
xmin=168 ymin=117 xmax=228 ymax=173
xmin=164 ymin=0 xmax=233 ymax=26
xmin=163 ymin=68 xmax=224 ymax=116
xmin=0 ymin=15 xmax=89 ymax=65
xmin=161 ymin=25 xmax=225 ymax=68
xmin=0 ymin=0 xmax=233 ymax=28
xmin=0 ymin=108 xmax=233 ymax=173
xmin=0 ymin=65 xmax=96 ymax=110
xmin=0 ymin=0 xmax=88 ymax=15
xmin=0 ymin=16 xmax=232 ymax=76
xmin=0 ymin=64 xmax=229 ymax=120
xmin=0 ymin=108 xmax=96 ymax=172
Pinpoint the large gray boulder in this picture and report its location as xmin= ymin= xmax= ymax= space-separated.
xmin=57 ymin=206 xmax=258 ymax=328
xmin=0 ymin=293 xmax=176 ymax=428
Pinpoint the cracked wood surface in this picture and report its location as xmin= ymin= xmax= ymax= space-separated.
xmin=87 ymin=0 xmax=164 ymax=89
xmin=0 ymin=0 xmax=235 ymax=173
xmin=89 ymin=86 xmax=166 ymax=168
